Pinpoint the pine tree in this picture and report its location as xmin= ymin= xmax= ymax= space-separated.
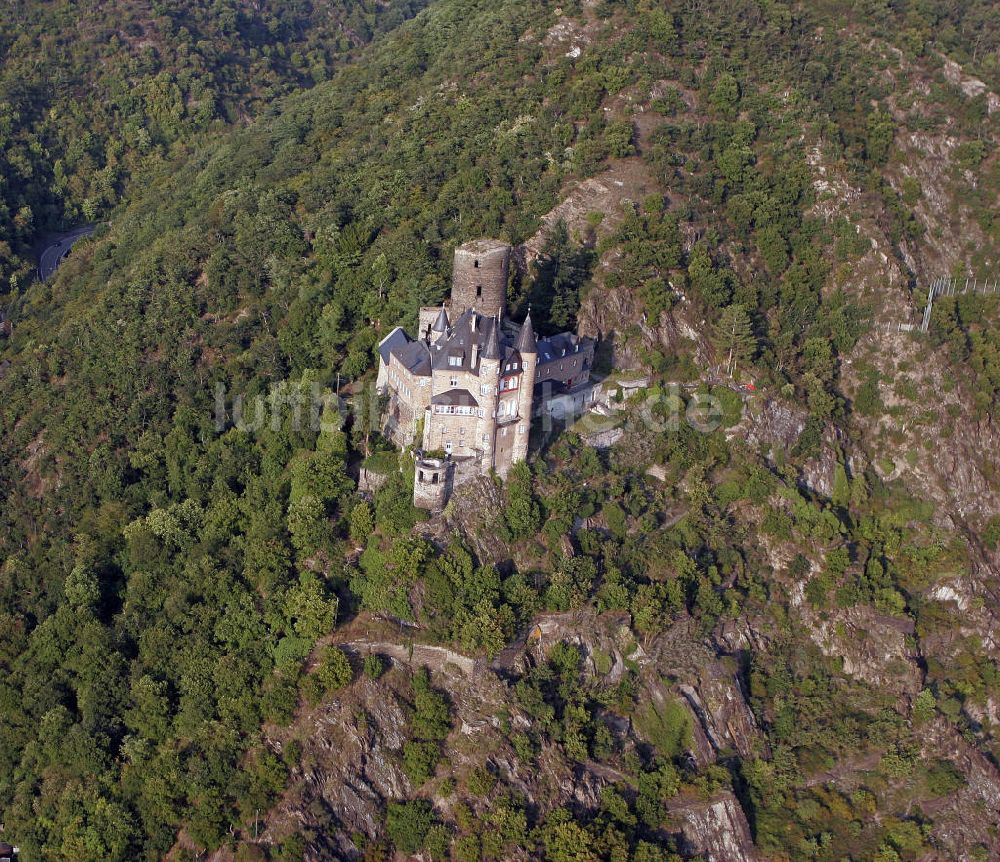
xmin=716 ymin=304 xmax=755 ymax=377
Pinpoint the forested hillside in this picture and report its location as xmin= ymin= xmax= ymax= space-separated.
xmin=0 ymin=0 xmax=426 ymax=291
xmin=1 ymin=0 xmax=1000 ymax=860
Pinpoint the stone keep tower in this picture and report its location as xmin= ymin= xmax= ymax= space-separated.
xmin=451 ymin=239 xmax=511 ymax=320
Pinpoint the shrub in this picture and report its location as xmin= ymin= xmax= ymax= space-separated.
xmin=402 ymin=668 xmax=452 ymax=784
xmin=386 ymin=800 xmax=435 ymax=854
xmin=982 ymin=515 xmax=1000 ymax=549
xmin=262 ymin=672 xmax=300 ymax=725
xmin=925 ymin=760 xmax=964 ymax=796
xmin=363 ymin=653 xmax=386 ymax=678
xmin=316 ymin=646 xmax=353 ymax=691
xmin=402 ymin=740 xmax=440 ymax=784
xmin=466 ymin=765 xmax=496 ymax=797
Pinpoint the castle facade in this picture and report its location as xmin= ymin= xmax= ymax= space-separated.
xmin=375 ymin=239 xmax=595 ymax=507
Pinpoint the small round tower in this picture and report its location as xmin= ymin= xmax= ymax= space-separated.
xmin=451 ymin=239 xmax=511 ymax=320
xmin=413 ymin=455 xmax=451 ymax=511
xmin=511 ymin=309 xmax=538 ymax=467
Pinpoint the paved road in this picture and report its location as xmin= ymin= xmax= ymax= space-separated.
xmin=37 ymin=224 xmax=96 ymax=282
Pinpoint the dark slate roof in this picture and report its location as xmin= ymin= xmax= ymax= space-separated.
xmin=432 ymin=306 xmax=449 ymax=332
xmin=537 ymin=333 xmax=594 ymax=365
xmin=429 ymin=308 xmax=505 ymax=374
xmin=394 ymin=341 xmax=432 ymax=376
xmin=419 ymin=306 xmax=585 ymax=377
xmin=501 ymin=350 xmax=523 ymax=373
xmin=481 ymin=316 xmax=501 ymax=360
xmin=516 ymin=309 xmax=537 ymax=354
xmin=382 ymin=326 xmax=432 ymax=376
xmin=431 ymin=388 xmax=479 ymax=407
xmin=378 ymin=326 xmax=409 ymax=365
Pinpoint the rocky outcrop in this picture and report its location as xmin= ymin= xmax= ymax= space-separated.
xmin=421 ymin=473 xmax=510 ymax=565
xmin=799 ymin=425 xmax=848 ymax=499
xmin=581 ymin=424 xmax=625 ymax=449
xmin=678 ymin=678 xmax=761 ymax=762
xmin=940 ymin=57 xmax=1000 ymax=114
xmin=920 ymin=718 xmax=1000 ymax=860
xmin=730 ymin=398 xmax=806 ymax=462
xmin=340 ymin=639 xmax=479 ymax=678
xmin=261 ymin=678 xmax=411 ymax=857
xmin=668 ymin=792 xmax=760 ymax=862
xmin=806 ymin=605 xmax=922 ymax=695
xmin=646 ymin=620 xmax=764 ymax=760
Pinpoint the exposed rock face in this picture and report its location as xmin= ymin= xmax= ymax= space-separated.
xmin=261 ymin=678 xmax=411 ymax=858
xmin=806 ymin=605 xmax=922 ymax=695
xmin=581 ymin=425 xmax=626 ymax=449
xmin=730 ymin=398 xmax=806 ymax=461
xmin=258 ymin=649 xmax=515 ymax=859
xmin=800 ymin=116 xmax=1000 ymax=531
xmin=798 ymin=426 xmax=848 ymax=499
xmin=668 ymin=792 xmax=760 ymax=862
xmin=940 ymin=57 xmax=999 ymax=113
xmin=921 ymin=415 xmax=1000 ymax=525
xmin=920 ymin=719 xmax=1000 ymax=860
xmin=845 ymin=330 xmax=1000 ymax=529
xmin=578 ymin=288 xmax=714 ymax=373
xmin=678 ymin=679 xmax=761 ymax=761
xmin=341 ymin=639 xmax=480 ymax=678
xmin=647 ymin=619 xmax=764 ymax=761
xmin=417 ymin=473 xmax=510 ymax=564
xmin=519 ymin=152 xmax=661 ymax=277
xmin=921 ymin=572 xmax=1000 ymax=655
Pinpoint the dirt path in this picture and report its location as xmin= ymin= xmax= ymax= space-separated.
xmin=337 ymin=638 xmax=480 ymax=677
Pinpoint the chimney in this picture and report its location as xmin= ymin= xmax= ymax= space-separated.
xmin=471 ymin=343 xmax=479 ymax=367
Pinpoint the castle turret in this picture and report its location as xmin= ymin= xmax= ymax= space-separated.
xmin=512 ymin=310 xmax=537 ymax=465
xmin=451 ymin=239 xmax=510 ymax=320
xmin=477 ymin=316 xmax=501 ymax=468
xmin=414 ymin=455 xmax=451 ymax=511
xmin=481 ymin=315 xmax=502 ymax=362
xmin=430 ymin=305 xmax=449 ymax=344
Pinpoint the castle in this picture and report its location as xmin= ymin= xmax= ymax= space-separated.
xmin=375 ymin=239 xmax=595 ymax=508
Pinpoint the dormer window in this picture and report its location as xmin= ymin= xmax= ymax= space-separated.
xmin=448 ymin=355 xmax=462 ymax=367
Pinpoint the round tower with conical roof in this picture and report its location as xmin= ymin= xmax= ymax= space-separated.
xmin=476 ymin=315 xmax=502 ymax=470
xmin=429 ymin=305 xmax=449 ymax=344
xmin=512 ymin=309 xmax=537 ymax=465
